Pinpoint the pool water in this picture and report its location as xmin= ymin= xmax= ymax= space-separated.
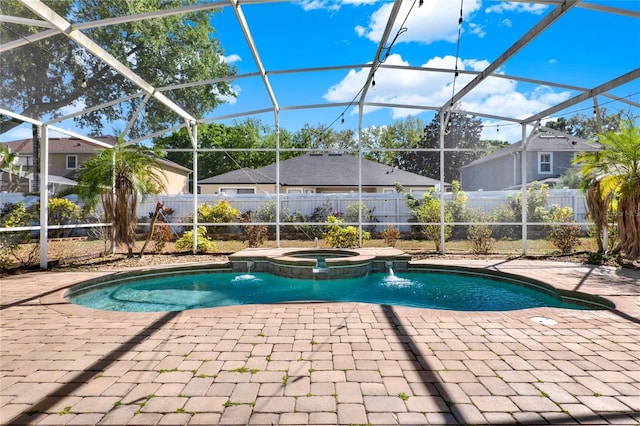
xmin=67 ymin=271 xmax=588 ymax=312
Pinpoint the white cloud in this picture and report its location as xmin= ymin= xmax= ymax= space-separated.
xmin=58 ymin=99 xmax=87 ymax=117
xmin=299 ymin=0 xmax=340 ymax=12
xmin=299 ymin=0 xmax=375 ymax=12
xmin=222 ymin=54 xmax=242 ymax=64
xmin=501 ymin=18 xmax=513 ymax=27
xmin=485 ymin=2 xmax=547 ymax=15
xmin=322 ymin=53 xmax=572 ymax=142
xmin=214 ymin=84 xmax=241 ymax=105
xmin=548 ymin=58 xmax=557 ymax=64
xmin=468 ymin=23 xmax=486 ymax=38
xmin=357 ymin=0 xmax=482 ymax=44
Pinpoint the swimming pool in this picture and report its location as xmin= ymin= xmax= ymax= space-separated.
xmin=66 ymin=268 xmax=607 ymax=312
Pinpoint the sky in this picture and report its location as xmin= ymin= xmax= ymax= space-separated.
xmin=2 ymin=0 xmax=639 ymax=144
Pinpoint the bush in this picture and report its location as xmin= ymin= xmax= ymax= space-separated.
xmin=546 ymin=205 xmax=582 ymax=254
xmin=448 ymin=181 xmax=470 ymax=239
xmin=197 ymin=201 xmax=240 ymax=234
xmin=380 ymin=225 xmax=400 ymax=247
xmin=0 ymin=202 xmax=38 ymax=270
xmin=240 ymin=210 xmax=268 ymax=248
xmin=32 ymin=197 xmax=82 ymax=238
xmin=344 ymin=202 xmax=376 ymax=231
xmin=150 ymin=207 xmax=174 ymax=252
xmin=323 ymin=215 xmax=370 ymax=248
xmin=175 ymin=226 xmax=216 ymax=253
xmin=468 ymin=224 xmax=495 ymax=254
xmin=410 ymin=190 xmax=452 ymax=251
xmin=488 ymin=182 xmax=552 ymax=240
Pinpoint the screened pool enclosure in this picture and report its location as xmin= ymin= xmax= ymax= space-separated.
xmin=1 ymin=0 xmax=639 ymax=268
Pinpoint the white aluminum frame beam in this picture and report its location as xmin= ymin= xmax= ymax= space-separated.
xmin=524 ymin=68 xmax=640 ymax=124
xmin=440 ymin=0 xmax=579 ymax=113
xmin=18 ymin=0 xmax=197 ymax=125
xmin=231 ymin=0 xmax=279 ymax=112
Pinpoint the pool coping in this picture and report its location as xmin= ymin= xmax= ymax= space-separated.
xmin=41 ymin=251 xmax=639 ymax=320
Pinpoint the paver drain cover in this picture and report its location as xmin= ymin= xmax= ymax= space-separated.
xmin=530 ymin=316 xmax=558 ymax=326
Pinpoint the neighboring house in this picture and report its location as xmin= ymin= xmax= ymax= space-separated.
xmin=199 ymin=153 xmax=445 ymax=195
xmin=459 ymin=133 xmax=600 ymax=191
xmin=1 ymin=136 xmax=191 ymax=195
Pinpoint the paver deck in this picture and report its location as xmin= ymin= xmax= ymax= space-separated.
xmin=1 ymin=257 xmax=639 ymax=425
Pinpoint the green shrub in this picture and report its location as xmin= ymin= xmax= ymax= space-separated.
xmin=546 ymin=205 xmax=582 ymax=254
xmin=0 ymin=202 xmax=38 ymax=270
xmin=323 ymin=215 xmax=370 ymax=248
xmin=175 ymin=226 xmax=216 ymax=253
xmin=197 ymin=201 xmax=240 ymax=234
xmin=410 ymin=190 xmax=452 ymax=251
xmin=32 ymin=198 xmax=82 ymax=238
xmin=468 ymin=224 xmax=495 ymax=254
xmin=344 ymin=202 xmax=375 ymax=230
xmin=448 ymin=181 xmax=470 ymax=239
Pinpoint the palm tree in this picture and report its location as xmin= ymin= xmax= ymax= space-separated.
xmin=574 ymin=121 xmax=640 ymax=259
xmin=0 ymin=144 xmax=19 ymax=191
xmin=76 ymin=137 xmax=167 ymax=257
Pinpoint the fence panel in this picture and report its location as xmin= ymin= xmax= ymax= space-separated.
xmin=2 ymin=189 xmax=588 ymax=230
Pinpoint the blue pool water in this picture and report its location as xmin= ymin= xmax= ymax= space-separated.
xmin=67 ymin=271 xmax=591 ymax=312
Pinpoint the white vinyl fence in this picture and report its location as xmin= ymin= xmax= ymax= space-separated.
xmin=1 ymin=189 xmax=588 ymax=233
xmin=133 ymin=189 xmax=587 ymax=231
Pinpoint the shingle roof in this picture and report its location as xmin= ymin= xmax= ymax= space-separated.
xmin=459 ymin=132 xmax=600 ymax=169
xmin=200 ymin=153 xmax=442 ymax=187
xmin=2 ymin=136 xmax=117 ymax=154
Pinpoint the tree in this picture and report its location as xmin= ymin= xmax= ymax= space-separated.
xmin=362 ymin=117 xmax=424 ymax=167
xmin=574 ymin=121 xmax=640 ymax=258
xmin=76 ymin=137 xmax=167 ymax=257
xmin=544 ymin=108 xmax=623 ymax=140
xmin=292 ymin=124 xmax=356 ymax=152
xmin=396 ymin=112 xmax=484 ymax=182
xmin=154 ymin=119 xmax=295 ymax=185
xmin=0 ymin=144 xmax=21 ymax=191
xmin=407 ymin=189 xmax=452 ymax=251
xmin=1 ymin=0 xmax=235 ymax=137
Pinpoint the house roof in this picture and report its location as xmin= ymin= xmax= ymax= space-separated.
xmin=200 ymin=153 xmax=443 ymax=188
xmin=2 ymin=136 xmax=117 ymax=154
xmin=459 ymin=132 xmax=600 ymax=170
xmin=1 ymin=136 xmax=191 ymax=173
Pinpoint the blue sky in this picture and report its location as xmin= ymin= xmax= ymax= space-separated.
xmin=207 ymin=0 xmax=640 ymax=143
xmin=2 ymin=0 xmax=639 ymax=144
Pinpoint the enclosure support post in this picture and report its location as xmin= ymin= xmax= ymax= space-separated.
xmin=187 ymin=122 xmax=198 ymax=254
xmin=357 ymin=103 xmax=364 ymax=247
xmin=39 ymin=125 xmax=49 ymax=269
xmin=275 ymin=110 xmax=281 ymax=247
xmin=439 ymin=112 xmax=446 ymax=255
xmin=521 ymin=123 xmax=528 ymax=255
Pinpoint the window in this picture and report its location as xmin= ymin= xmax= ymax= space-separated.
xmin=220 ymin=188 xmax=255 ymax=195
xmin=538 ymin=152 xmax=552 ymax=174
xmin=66 ymin=155 xmax=77 ymax=170
xmin=287 ymin=188 xmax=302 ymax=194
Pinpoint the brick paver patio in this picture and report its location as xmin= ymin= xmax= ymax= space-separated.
xmin=1 ymin=257 xmax=639 ymax=425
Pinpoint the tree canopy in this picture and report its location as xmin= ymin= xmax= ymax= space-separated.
xmin=543 ymin=107 xmax=624 ymax=140
xmin=393 ymin=113 xmax=485 ymax=183
xmin=1 ymin=0 xmax=235 ymax=138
